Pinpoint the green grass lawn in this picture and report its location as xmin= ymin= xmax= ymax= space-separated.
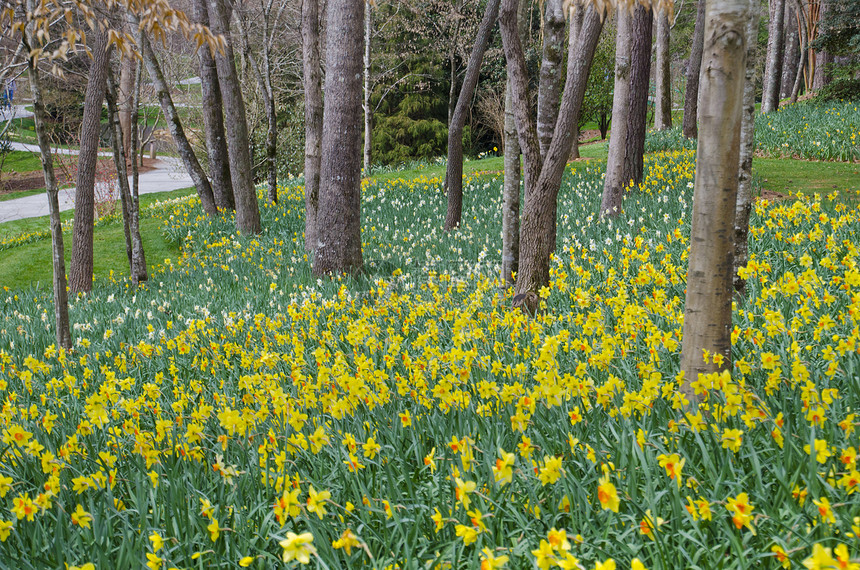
xmin=1 ymin=149 xmax=42 ymax=172
xmin=753 ymin=157 xmax=860 ymax=196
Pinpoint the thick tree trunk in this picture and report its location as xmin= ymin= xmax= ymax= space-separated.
xmin=600 ymin=9 xmax=632 ymax=218
xmin=502 ymin=78 xmax=520 ymax=288
xmin=623 ymin=4 xmax=653 ymax=187
xmin=500 ymin=0 xmax=604 ymax=310
xmin=654 ymin=5 xmax=672 ymax=130
xmin=569 ymin=4 xmax=585 ymax=159
xmin=302 ymin=0 xmax=323 ymax=257
xmin=812 ymin=0 xmax=831 ymax=90
xmin=781 ymin=4 xmax=799 ymax=98
xmin=762 ymin=0 xmax=786 ymax=113
xmin=680 ymin=0 xmax=749 ymax=401
xmin=364 ymin=2 xmax=373 ymax=175
xmin=208 ymin=0 xmax=262 ymax=233
xmin=193 ymin=0 xmax=234 ymax=211
xmin=536 ymin=0 xmax=566 ymax=160
xmin=139 ymin=33 xmax=219 ymax=217
xmin=24 ymin=22 xmax=71 ymax=349
xmin=313 ymin=0 xmax=364 ymax=275
xmin=682 ymin=0 xmax=707 ymax=138
xmin=129 ymin=54 xmax=147 ymax=285
xmin=733 ymin=0 xmax=761 ymax=295
xmin=69 ymin=28 xmax=110 ymax=294
xmin=444 ymin=0 xmax=501 ymax=231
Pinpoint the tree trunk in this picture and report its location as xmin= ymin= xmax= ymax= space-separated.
xmin=812 ymin=0 xmax=831 ymax=90
xmin=654 ymin=4 xmax=672 ymax=130
xmin=130 ymin=52 xmax=147 ymax=285
xmin=762 ymin=0 xmax=786 ymax=113
xmin=364 ymin=1 xmax=373 ymax=175
xmin=313 ymin=0 xmax=364 ymax=275
xmin=69 ymin=28 xmax=110 ymax=294
xmin=24 ymin=16 xmax=71 ymax=349
xmin=733 ymin=0 xmax=761 ymax=295
xmin=208 ymin=0 xmax=262 ymax=233
xmin=105 ymin=70 xmax=134 ymax=273
xmin=790 ymin=20 xmax=807 ymax=103
xmin=119 ymin=56 xmax=135 ymax=162
xmin=502 ymin=78 xmax=520 ymax=288
xmin=303 ymin=0 xmax=323 ymax=257
xmin=623 ymin=4 xmax=653 ymax=188
xmin=780 ymin=4 xmax=799 ymax=98
xmin=680 ymin=0 xmax=749 ymax=401
xmin=193 ymin=0 xmax=234 ymax=211
xmin=536 ymin=0 xmax=566 ymax=160
xmin=600 ymin=8 xmax=632 ymax=218
xmin=500 ymin=0 xmax=604 ymax=310
xmin=444 ymin=0 xmax=501 ymax=231
xmin=569 ymin=3 xmax=585 ymax=159
xmin=682 ymin=0 xmax=706 ymax=139
xmin=139 ymin=33 xmax=219 ymax=217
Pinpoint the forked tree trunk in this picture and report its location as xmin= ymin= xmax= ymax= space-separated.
xmin=139 ymin=33 xmax=218 ymax=217
xmin=500 ymin=0 xmax=604 ymax=311
xmin=536 ymin=0 xmax=566 ymax=160
xmin=654 ymin=5 xmax=672 ymax=130
xmin=313 ymin=0 xmax=364 ymax=275
xmin=444 ymin=0 xmax=501 ymax=231
xmin=600 ymin=8 xmax=632 ymax=218
xmin=208 ymin=0 xmax=262 ymax=233
xmin=682 ymin=0 xmax=706 ymax=138
xmin=69 ymin=28 xmax=110 ymax=294
xmin=364 ymin=1 xmax=373 ymax=175
xmin=193 ymin=0 xmax=234 ymax=211
xmin=762 ymin=0 xmax=786 ymax=113
xmin=24 ymin=16 xmax=71 ymax=349
xmin=680 ymin=0 xmax=749 ymax=402
xmin=623 ymin=4 xmax=653 ymax=187
xmin=302 ymin=0 xmax=323 ymax=257
xmin=733 ymin=0 xmax=761 ymax=294
xmin=129 ymin=53 xmax=147 ymax=285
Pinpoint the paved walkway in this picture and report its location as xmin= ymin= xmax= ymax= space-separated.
xmin=0 ymin=142 xmax=193 ymax=224
xmin=0 ymin=104 xmax=33 ymax=122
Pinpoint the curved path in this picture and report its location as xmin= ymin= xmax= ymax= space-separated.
xmin=0 ymin=141 xmax=193 ymax=224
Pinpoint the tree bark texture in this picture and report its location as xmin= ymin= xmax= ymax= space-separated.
xmin=682 ymin=0 xmax=707 ymax=138
xmin=105 ymin=70 xmax=134 ymax=274
xmin=193 ymin=0 xmax=234 ymax=211
xmin=24 ymin=19 xmax=71 ymax=349
xmin=654 ymin=5 xmax=672 ymax=130
xmin=129 ymin=53 xmax=148 ymax=285
xmin=119 ymin=56 xmax=135 ymax=162
xmin=69 ymin=28 xmax=110 ymax=294
xmin=208 ymin=0 xmax=262 ymax=233
xmin=812 ymin=0 xmax=831 ymax=90
xmin=302 ymin=0 xmax=323 ymax=257
xmin=536 ymin=0 xmax=566 ymax=160
xmin=444 ymin=0 xmax=501 ymax=231
xmin=780 ymin=4 xmax=799 ymax=98
xmin=500 ymin=0 xmax=604 ymax=310
xmin=313 ymin=0 xmax=364 ymax=275
xmin=680 ymin=0 xmax=749 ymax=401
xmin=623 ymin=4 xmax=653 ymax=188
xmin=600 ymin=8 xmax=632 ymax=218
xmin=502 ymin=78 xmax=520 ymax=288
xmin=762 ymin=0 xmax=786 ymax=113
xmin=733 ymin=0 xmax=761 ymax=294
xmin=139 ymin=33 xmax=219 ymax=217
xmin=364 ymin=2 xmax=373 ymax=175
xmin=568 ymin=4 xmax=585 ymax=159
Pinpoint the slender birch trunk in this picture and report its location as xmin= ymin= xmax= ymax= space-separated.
xmin=302 ymin=0 xmax=323 ymax=257
xmin=23 ymin=14 xmax=71 ymax=348
xmin=444 ymin=0 xmax=501 ymax=231
xmin=105 ymin=70 xmax=134 ymax=273
xmin=129 ymin=53 xmax=147 ymax=284
xmin=569 ymin=3 xmax=585 ymax=159
xmin=364 ymin=2 xmax=373 ymax=175
xmin=139 ymin=33 xmax=218 ymax=217
xmin=762 ymin=0 xmax=786 ymax=113
xmin=536 ymin=0 xmax=566 ymax=160
xmin=680 ymin=0 xmax=750 ymax=402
